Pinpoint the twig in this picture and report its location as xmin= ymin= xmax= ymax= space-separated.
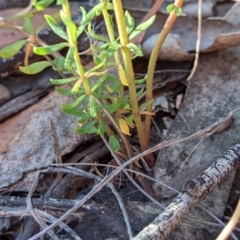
xmin=108 ymin=184 xmax=133 ymax=238
xmin=132 ymin=144 xmax=240 ymax=240
xmin=27 ymin=170 xmax=58 ymax=240
xmin=0 ymin=195 xmax=98 ymax=211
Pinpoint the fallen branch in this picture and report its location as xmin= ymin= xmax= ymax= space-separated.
xmin=133 ymin=144 xmax=240 ymax=240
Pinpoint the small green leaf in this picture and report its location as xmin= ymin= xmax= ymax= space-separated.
xmin=93 ymin=2 xmax=105 ymax=16
xmin=50 ymin=77 xmax=78 ymax=85
xmin=92 ymin=74 xmax=107 ymax=92
xmin=77 ymin=112 xmax=91 ymax=123
xmin=33 ymin=42 xmax=68 ymax=55
xmin=77 ymin=7 xmax=93 ymax=37
xmin=167 ymin=4 xmax=175 ymax=13
xmin=23 ymin=17 xmax=34 ymax=34
xmin=75 ymin=121 xmax=97 ymax=134
xmin=87 ymin=24 xmax=109 ymax=43
xmin=33 ymin=0 xmax=54 ymax=10
xmin=139 ymin=99 xmax=154 ymax=111
xmin=107 ymin=75 xmax=121 ymax=91
xmin=95 ymin=42 xmax=109 ymax=51
xmin=60 ymin=10 xmax=77 ymax=41
xmin=86 ymin=60 xmax=105 ymax=75
xmin=89 ymin=95 xmax=98 ymax=117
xmin=62 ymin=94 xmax=87 ymax=110
xmin=37 ymin=12 xmax=60 ymax=34
xmin=95 ymin=82 xmax=104 ymax=99
xmin=64 ymin=46 xmax=75 ymax=69
xmin=136 ymin=87 xmax=145 ymax=97
xmin=135 ymin=75 xmax=147 ymax=84
xmin=99 ymin=43 xmax=121 ymax=59
xmin=101 ymin=99 xmax=123 ymax=114
xmin=129 ymin=15 xmax=156 ymax=40
xmin=125 ymin=11 xmax=135 ymax=34
xmin=124 ymin=104 xmax=131 ymax=110
xmin=45 ymin=15 xmax=68 ymax=40
xmin=97 ymin=120 xmax=105 ymax=135
xmin=126 ymin=114 xmax=134 ymax=124
xmin=109 ymin=135 xmax=120 ymax=152
xmin=62 ymin=106 xmax=87 ymax=117
xmin=53 ymin=56 xmax=67 ymax=71
xmin=126 ymin=43 xmax=143 ymax=57
xmin=0 ymin=39 xmax=27 ymax=58
xmin=19 ymin=61 xmax=51 ymax=74
xmin=56 ymin=87 xmax=84 ymax=96
xmin=175 ymin=7 xmax=182 ymax=16
xmin=77 ymin=7 xmax=87 ymax=37
xmin=86 ymin=8 xmax=97 ymax=23
xmin=106 ymin=2 xmax=113 ymax=10
xmin=71 ymin=80 xmax=82 ymax=93
xmin=167 ymin=4 xmax=182 ymax=15
xmin=106 ymin=85 xmax=114 ymax=93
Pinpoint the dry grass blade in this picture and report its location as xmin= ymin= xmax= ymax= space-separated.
xmin=216 ymin=197 xmax=240 ymax=240
xmin=27 ymin=170 xmax=58 ymax=240
xmin=187 ymin=0 xmax=202 ymax=81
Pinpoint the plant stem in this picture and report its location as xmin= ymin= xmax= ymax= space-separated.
xmin=100 ymin=1 xmax=135 ymax=155
xmin=62 ymin=1 xmax=91 ymax=95
xmin=100 ymin=2 xmax=124 ymax=98
xmin=112 ymin=0 xmax=145 ymax=151
xmin=143 ymin=0 xmax=184 ymax=151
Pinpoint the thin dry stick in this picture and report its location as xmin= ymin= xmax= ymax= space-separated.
xmin=216 ymin=197 xmax=240 ymax=240
xmin=133 ymin=144 xmax=240 ymax=240
xmin=35 ymin=209 xmax=82 ymax=240
xmin=29 ymin=109 xmax=240 ymax=240
xmin=108 ymin=184 xmax=133 ymax=238
xmin=27 ymin=170 xmax=58 ymax=240
xmin=131 ymin=145 xmax=150 ymax=171
xmin=46 ymin=165 xmax=133 ymax=239
xmin=187 ymin=0 xmax=202 ymax=81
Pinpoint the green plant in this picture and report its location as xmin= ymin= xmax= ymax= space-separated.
xmin=0 ymin=0 xmax=183 ymax=155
